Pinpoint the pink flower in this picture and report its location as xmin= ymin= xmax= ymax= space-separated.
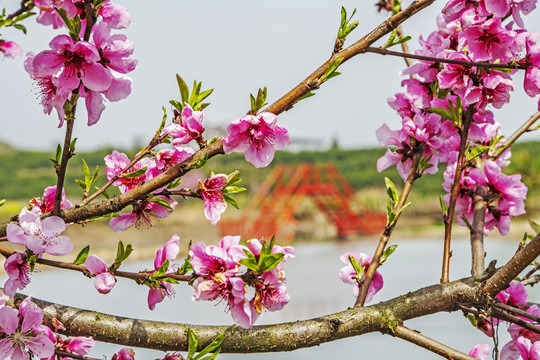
xmin=0 ymin=40 xmax=22 ymax=59
xmin=84 ymin=255 xmax=116 ymax=294
xmin=459 ymin=17 xmax=515 ymax=62
xmin=98 ymin=1 xmax=132 ymax=29
xmin=6 ymin=207 xmax=73 ymax=256
xmin=523 ymin=35 xmax=540 ymax=110
xmin=147 ymin=235 xmax=180 ymax=310
xmin=339 ymin=252 xmax=383 ymax=303
xmin=163 ymin=105 xmax=204 ymax=145
xmin=0 ymin=297 xmax=55 ymax=360
xmin=464 ymin=72 xmax=514 ymax=111
xmin=33 ymin=34 xmax=112 ymax=94
xmin=496 ymin=281 xmax=529 ymax=307
xmin=198 ymin=173 xmax=228 ymax=225
xmin=468 ymin=344 xmax=490 ymax=360
xmin=105 ymin=150 xmax=156 ymax=194
xmin=154 ymin=146 xmax=195 ymax=171
xmin=113 ymin=348 xmax=135 ymax=360
xmin=29 ymin=185 xmax=72 ymax=214
xmin=64 ymin=336 xmax=96 ymax=356
xmin=24 ymin=52 xmax=71 ymax=127
xmin=34 ymin=0 xmax=77 ymax=29
xmin=3 ymin=253 xmax=31 ymax=297
xmin=108 ymin=197 xmax=177 ymax=232
xmin=189 ymin=236 xmax=246 ymax=278
xmin=223 ymin=112 xmax=291 ymax=168
xmin=91 ymin=22 xmax=138 ymax=75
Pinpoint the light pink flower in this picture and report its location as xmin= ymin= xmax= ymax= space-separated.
xmin=6 ymin=207 xmax=73 ymax=256
xmin=339 ymin=252 xmax=383 ymax=303
xmin=98 ymin=1 xmax=132 ymax=29
xmin=34 ymin=0 xmax=77 ymax=29
xmin=148 ymin=235 xmax=180 ymax=310
xmin=198 ymin=173 xmax=228 ymax=225
xmin=85 ymin=255 xmax=116 ymax=294
xmin=154 ymin=146 xmax=195 ymax=171
xmin=0 ymin=297 xmax=55 ymax=360
xmin=223 ymin=112 xmax=291 ymax=168
xmin=104 ymin=150 xmax=156 ymax=194
xmin=0 ymin=40 xmax=22 ymax=59
xmin=3 ymin=253 xmax=31 ymax=297
xmin=468 ymin=344 xmax=490 ymax=360
xmin=91 ymin=22 xmax=137 ymax=74
xmin=163 ymin=105 xmax=205 ymax=145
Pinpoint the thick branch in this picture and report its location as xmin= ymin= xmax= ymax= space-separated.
xmin=9 ymin=277 xmax=479 ymax=353
xmin=392 ymin=325 xmax=477 ymax=360
xmin=470 ymin=186 xmax=487 ymax=278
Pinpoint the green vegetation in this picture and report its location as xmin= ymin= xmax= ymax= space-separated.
xmin=1 ymin=141 xmax=539 ymax=211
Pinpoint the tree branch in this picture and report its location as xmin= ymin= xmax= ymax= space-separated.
xmin=470 ymin=186 xmax=487 ymax=278
xmin=442 ymin=105 xmax=476 ymax=283
xmin=392 ymin=325 xmax=477 ymax=360
xmin=492 ymin=111 xmax=540 ymax=159
xmin=53 ymin=117 xmax=76 ymax=216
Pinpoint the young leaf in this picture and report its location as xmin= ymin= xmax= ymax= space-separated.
xmin=467 ymin=145 xmax=490 ymax=161
xmin=187 ymin=329 xmax=198 ymax=360
xmin=121 ymin=167 xmax=147 ymax=178
xmin=193 ymin=332 xmax=225 ymax=360
xmin=384 ymin=177 xmax=399 ymax=203
xmin=238 ymin=258 xmax=260 ymax=272
xmin=528 ymin=219 xmax=540 ymax=234
xmin=150 ymin=197 xmax=173 ymax=210
xmin=257 ymin=253 xmax=285 ymax=272
xmin=73 ymin=246 xmax=90 ymax=265
xmin=176 ymin=74 xmax=190 ymax=105
xmin=380 ymin=245 xmax=397 ymax=264
xmin=0 ymin=199 xmax=5 ymax=207
xmin=439 ymin=195 xmax=449 ymax=213
xmin=348 ymin=254 xmax=363 ymax=275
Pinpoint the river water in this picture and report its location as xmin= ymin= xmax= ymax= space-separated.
xmin=3 ymin=237 xmax=539 ymax=359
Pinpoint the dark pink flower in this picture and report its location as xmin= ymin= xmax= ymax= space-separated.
xmin=223 ymin=112 xmax=290 ymax=168
xmin=3 ymin=253 xmax=31 ymax=297
xmin=163 ymin=105 xmax=204 ymax=146
xmin=114 ymin=348 xmax=135 ymax=360
xmin=154 ymin=146 xmax=195 ymax=171
xmin=84 ymin=255 xmax=116 ymax=294
xmin=459 ymin=17 xmax=515 ymax=62
xmin=496 ymin=280 xmax=529 ymax=307
xmin=464 ymin=72 xmax=514 ymax=111
xmin=29 ymin=185 xmax=72 ymax=214
xmin=339 ymin=252 xmax=383 ymax=303
xmin=148 ymin=235 xmax=180 ymax=310
xmin=24 ymin=52 xmax=71 ymax=127
xmin=33 ymin=34 xmax=112 ymax=93
xmin=0 ymin=40 xmax=22 ymax=59
xmin=105 ymin=150 xmax=156 ymax=193
xmin=108 ymin=197 xmax=177 ymax=232
xmin=198 ymin=173 xmax=228 ymax=225
xmin=92 ymin=22 xmax=138 ymax=74
xmin=0 ymin=297 xmax=55 ymax=359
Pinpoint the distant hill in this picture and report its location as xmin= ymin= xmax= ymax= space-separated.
xmin=1 ymin=141 xmax=539 ymax=208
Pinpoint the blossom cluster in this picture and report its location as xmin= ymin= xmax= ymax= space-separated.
xmin=377 ymin=0 xmax=535 ymax=235
xmin=338 ymin=251 xmax=384 ymax=303
xmin=104 ymin=105 xmax=290 ymax=230
xmin=4 ymin=185 xmax=73 ymax=297
xmin=470 ymin=281 xmax=540 ymax=360
xmin=25 ymin=0 xmax=136 ymax=126
xmin=189 ymin=236 xmax=294 ymax=329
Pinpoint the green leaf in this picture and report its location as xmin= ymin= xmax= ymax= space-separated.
xmin=223 ymin=194 xmax=239 ymax=209
xmin=82 ymin=159 xmax=90 ymax=185
xmin=528 ymin=219 xmax=540 ymax=234
xmin=222 ymin=186 xmax=246 ymax=194
xmin=320 ymin=58 xmax=344 ymax=83
xmin=150 ymin=197 xmax=173 ymax=210
xmin=461 ymin=214 xmax=472 ymax=230
xmin=439 ymin=195 xmax=449 ymax=213
xmin=226 ymin=170 xmax=241 ymax=186
xmin=384 ymin=177 xmax=399 ymax=203
xmin=13 ymin=23 xmax=27 ymax=34
xmin=187 ymin=329 xmax=198 ymax=360
xmin=238 ymin=257 xmax=260 ymax=272
xmin=193 ymin=332 xmax=225 ymax=360
xmin=466 ymin=313 xmax=477 ymax=327
xmin=73 ymin=245 xmax=90 ymax=265
xmin=0 ymin=199 xmax=5 ymax=207
xmin=298 ymin=91 xmax=316 ymax=101
xmin=153 ymin=260 xmax=170 ymax=278
xmin=427 ymin=107 xmax=454 ymax=122
xmin=395 ymin=201 xmax=411 ymax=218
xmin=348 ymin=254 xmax=363 ymax=275
xmin=115 ymin=241 xmax=125 ymax=264
xmin=70 ymin=138 xmax=77 ymax=151
xmin=170 ymin=99 xmax=182 ymax=113
xmin=75 ymin=179 xmax=86 ymax=190
xmin=258 ymin=253 xmax=285 ymax=272
xmin=167 ymin=178 xmax=182 ymax=189
xmin=176 ymin=74 xmax=190 ymax=105
xmin=202 ymin=348 xmax=222 ymax=360
xmin=380 ymin=245 xmax=397 ymax=264
xmin=121 ymin=167 xmax=147 ymax=178
xmin=467 ymin=145 xmax=490 ymax=161
xmin=55 ymin=144 xmax=62 ymax=164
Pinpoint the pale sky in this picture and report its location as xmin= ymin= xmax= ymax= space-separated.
xmin=1 ymin=0 xmax=540 ymax=151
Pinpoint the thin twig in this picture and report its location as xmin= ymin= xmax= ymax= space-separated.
xmin=491 ymin=308 xmax=540 ymax=335
xmin=355 ymin=143 xmax=425 ymax=307
xmin=0 ymin=246 xmax=192 ymax=283
xmin=522 ymin=274 xmax=540 ymax=286
xmin=392 ymin=325 xmax=478 ymax=360
xmin=365 ymin=46 xmax=528 ymax=70
xmin=55 ymin=350 xmax=102 ymax=360
xmin=471 ymin=185 xmax=487 ymax=278
xmin=53 ymin=117 xmax=75 ymax=216
xmin=6 ymin=1 xmax=34 ymax=20
xmin=494 ymin=302 xmax=540 ymax=323
xmin=493 ymin=111 xmax=540 ymax=159
xmin=154 ymin=188 xmax=201 ymax=199
xmin=441 ymin=106 xmax=476 ymax=283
